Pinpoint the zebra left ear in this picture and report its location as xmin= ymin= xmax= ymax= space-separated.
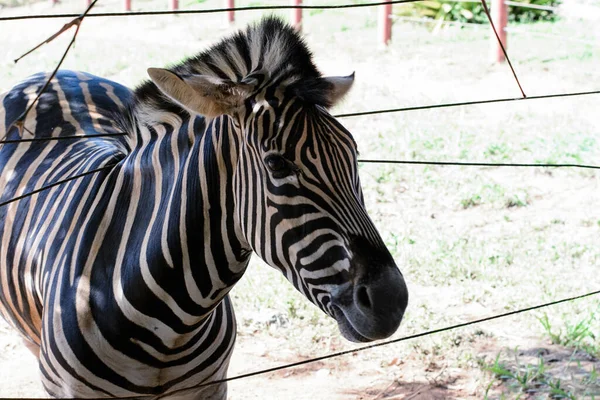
xmin=147 ymin=68 xmax=253 ymax=118
xmin=322 ymin=73 xmax=355 ymax=106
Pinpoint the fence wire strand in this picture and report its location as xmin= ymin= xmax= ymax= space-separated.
xmin=1 ymin=0 xmax=599 ymax=396
xmin=333 ymin=89 xmax=600 ymax=118
xmin=166 ymin=289 xmax=600 ymax=394
xmin=358 ymin=159 xmax=600 ymax=169
xmin=4 ymin=90 xmax=598 ymax=145
xmin=0 ymin=164 xmax=116 ymax=208
xmin=0 ymin=0 xmax=421 ymax=22
xmin=0 ymin=133 xmax=127 ymax=145
xmin=1 ymin=155 xmax=597 ymax=211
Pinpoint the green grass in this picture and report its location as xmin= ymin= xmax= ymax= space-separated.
xmin=482 ymin=302 xmax=600 ymax=398
xmin=485 ymin=353 xmax=548 ymax=394
xmin=539 ymin=307 xmax=599 ymax=358
xmin=483 ymin=348 xmax=600 ymax=399
xmin=1 ymin=0 xmax=600 ymax=398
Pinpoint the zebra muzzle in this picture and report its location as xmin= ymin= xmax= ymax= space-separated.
xmin=330 ymin=264 xmax=408 ymax=343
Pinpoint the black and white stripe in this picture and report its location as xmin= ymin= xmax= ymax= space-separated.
xmin=0 ymin=17 xmax=408 ymax=399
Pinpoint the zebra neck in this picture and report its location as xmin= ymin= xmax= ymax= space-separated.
xmin=111 ymin=112 xmax=250 ymax=320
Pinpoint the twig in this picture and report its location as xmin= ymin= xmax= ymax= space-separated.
xmin=5 ymin=0 xmax=98 ymax=139
xmin=404 ymin=387 xmax=426 ymax=400
xmin=15 ymin=0 xmax=99 ymax=63
xmin=14 ymin=18 xmax=82 ymax=64
xmin=370 ymin=379 xmax=400 ymax=400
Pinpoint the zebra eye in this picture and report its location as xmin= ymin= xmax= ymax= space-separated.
xmin=265 ymin=154 xmax=292 ymax=178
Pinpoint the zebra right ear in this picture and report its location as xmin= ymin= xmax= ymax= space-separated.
xmin=147 ymin=68 xmax=252 ymax=118
xmin=322 ymin=73 xmax=355 ymax=106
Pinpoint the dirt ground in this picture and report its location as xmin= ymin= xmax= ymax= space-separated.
xmin=3 ymin=316 xmax=599 ymax=399
xmin=1 ymin=0 xmax=600 ymax=399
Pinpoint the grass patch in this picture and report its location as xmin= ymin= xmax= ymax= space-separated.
xmin=1 ymin=1 xmax=600 ymax=398
xmin=538 ymin=308 xmax=599 ymax=358
xmin=484 ymin=143 xmax=513 ymax=161
xmin=482 ymin=349 xmax=599 ymax=399
xmin=459 ymin=183 xmax=529 ymax=209
xmin=485 ymin=353 xmax=548 ymax=394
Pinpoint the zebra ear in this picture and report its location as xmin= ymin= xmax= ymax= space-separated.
xmin=147 ymin=68 xmax=252 ymax=118
xmin=322 ymin=73 xmax=355 ymax=106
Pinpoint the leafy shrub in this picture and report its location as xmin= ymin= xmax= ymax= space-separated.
xmin=395 ymin=0 xmax=561 ymax=25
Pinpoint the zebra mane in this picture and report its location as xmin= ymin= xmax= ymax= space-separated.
xmin=131 ymin=16 xmax=331 ymax=124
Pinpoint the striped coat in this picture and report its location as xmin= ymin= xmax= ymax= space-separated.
xmin=0 ymin=17 xmax=408 ymax=399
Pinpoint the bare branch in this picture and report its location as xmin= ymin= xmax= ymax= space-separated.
xmin=3 ymin=0 xmax=99 ymax=141
xmin=14 ymin=18 xmax=82 ymax=64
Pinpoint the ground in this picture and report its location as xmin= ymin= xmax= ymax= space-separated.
xmin=1 ymin=0 xmax=600 ymax=398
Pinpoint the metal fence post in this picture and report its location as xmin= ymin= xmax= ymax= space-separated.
xmin=292 ymin=0 xmax=302 ymax=31
xmin=378 ymin=1 xmax=392 ymax=46
xmin=491 ymin=0 xmax=508 ymax=62
xmin=226 ymin=0 xmax=235 ymax=24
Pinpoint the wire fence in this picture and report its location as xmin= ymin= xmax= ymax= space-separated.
xmin=0 ymin=0 xmax=423 ymax=21
xmin=1 ymin=0 xmax=599 ymax=397
xmin=188 ymin=289 xmax=600 ymax=393
xmin=0 ymin=0 xmax=566 ymax=22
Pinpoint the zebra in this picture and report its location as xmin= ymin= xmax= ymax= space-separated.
xmin=0 ymin=17 xmax=408 ymax=399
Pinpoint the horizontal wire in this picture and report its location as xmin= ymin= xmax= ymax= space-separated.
xmin=334 ymin=89 xmax=600 ymax=118
xmin=505 ymin=27 xmax=598 ymax=46
xmin=0 ymin=132 xmax=127 ymax=145
xmin=189 ymin=289 xmax=600 ymax=391
xmin=358 ymin=159 xmax=600 ymax=169
xmin=0 ymin=1 xmax=420 ymax=22
xmin=3 ymin=90 xmax=598 ymax=145
xmin=0 ymin=164 xmax=116 ymax=208
xmin=0 ymin=0 xmax=596 ymax=395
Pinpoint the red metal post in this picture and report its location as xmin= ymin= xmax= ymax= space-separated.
xmin=170 ymin=0 xmax=178 ymax=10
xmin=226 ymin=0 xmax=235 ymax=24
xmin=490 ymin=0 xmax=508 ymax=63
xmin=378 ymin=2 xmax=392 ymax=46
xmin=86 ymin=0 xmax=92 ymax=5
xmin=124 ymin=0 xmax=131 ymax=11
xmin=292 ymin=0 xmax=302 ymax=31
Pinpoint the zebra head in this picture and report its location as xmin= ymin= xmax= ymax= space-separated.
xmin=146 ymin=17 xmax=408 ymax=342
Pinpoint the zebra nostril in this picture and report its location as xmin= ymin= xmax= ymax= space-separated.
xmin=356 ymin=285 xmax=372 ymax=310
